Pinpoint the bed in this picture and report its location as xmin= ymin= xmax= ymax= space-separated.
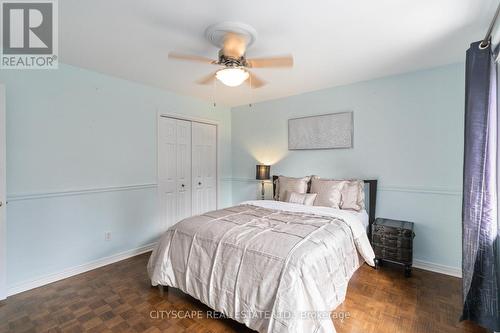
xmin=148 ymin=178 xmax=377 ymax=333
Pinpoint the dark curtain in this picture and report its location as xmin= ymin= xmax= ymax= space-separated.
xmin=461 ymin=41 xmax=500 ymax=331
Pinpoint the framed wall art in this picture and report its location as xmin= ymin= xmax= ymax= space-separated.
xmin=288 ymin=111 xmax=353 ymax=150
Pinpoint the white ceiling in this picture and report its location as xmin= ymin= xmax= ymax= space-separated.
xmin=60 ymin=0 xmax=497 ymax=107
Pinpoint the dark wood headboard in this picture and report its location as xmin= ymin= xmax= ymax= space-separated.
xmin=272 ymin=176 xmax=378 ymax=236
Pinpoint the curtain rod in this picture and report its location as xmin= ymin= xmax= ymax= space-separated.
xmin=481 ymin=2 xmax=500 ymax=48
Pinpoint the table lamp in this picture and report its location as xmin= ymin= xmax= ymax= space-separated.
xmin=256 ymin=165 xmax=271 ymax=200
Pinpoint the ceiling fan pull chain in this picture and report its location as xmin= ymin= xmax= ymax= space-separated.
xmin=248 ymin=74 xmax=253 ymax=108
xmin=213 ymin=76 xmax=217 ymax=108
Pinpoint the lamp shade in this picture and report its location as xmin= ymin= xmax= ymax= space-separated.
xmin=256 ymin=165 xmax=271 ymax=180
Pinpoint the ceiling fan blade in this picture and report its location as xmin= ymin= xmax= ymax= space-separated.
xmin=169 ymin=52 xmax=216 ymax=64
xmin=223 ymin=32 xmax=247 ymax=58
xmin=247 ymin=71 xmax=266 ymax=89
xmin=196 ymin=72 xmax=217 ymax=85
xmin=246 ymin=55 xmax=294 ymax=68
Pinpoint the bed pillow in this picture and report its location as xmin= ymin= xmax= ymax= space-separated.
xmin=341 ymin=180 xmax=365 ymax=211
xmin=287 ymin=192 xmax=317 ymax=206
xmin=275 ymin=176 xmax=310 ymax=201
xmin=310 ymin=177 xmax=345 ymax=209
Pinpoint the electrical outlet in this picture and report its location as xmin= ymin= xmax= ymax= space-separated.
xmin=104 ymin=232 xmax=111 ymax=241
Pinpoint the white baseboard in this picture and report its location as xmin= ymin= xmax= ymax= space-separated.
xmin=6 ymin=242 xmax=157 ymax=297
xmin=4 ymin=244 xmax=460 ymax=298
xmin=413 ymin=259 xmax=462 ymax=278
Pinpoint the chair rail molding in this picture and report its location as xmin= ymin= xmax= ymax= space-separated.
xmin=225 ymin=178 xmax=461 ymax=196
xmin=7 ymin=183 xmax=158 ymax=202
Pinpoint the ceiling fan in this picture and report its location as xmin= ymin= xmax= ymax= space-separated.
xmin=168 ymin=22 xmax=293 ymax=88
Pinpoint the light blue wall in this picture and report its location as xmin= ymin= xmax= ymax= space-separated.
xmin=2 ymin=61 xmax=465 ymax=289
xmin=1 ymin=64 xmax=232 ymax=288
xmin=231 ymin=63 xmax=464 ymax=269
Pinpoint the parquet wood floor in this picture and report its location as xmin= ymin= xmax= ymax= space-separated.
xmin=0 ymin=253 xmax=488 ymax=333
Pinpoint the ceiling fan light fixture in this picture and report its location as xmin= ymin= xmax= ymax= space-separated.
xmin=215 ymin=67 xmax=249 ymax=87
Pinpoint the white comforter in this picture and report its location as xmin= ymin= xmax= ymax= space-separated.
xmin=148 ymin=200 xmax=375 ymax=333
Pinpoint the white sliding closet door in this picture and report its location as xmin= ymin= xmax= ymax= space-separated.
xmin=192 ymin=122 xmax=217 ymax=215
xmin=158 ymin=117 xmax=192 ymax=228
xmin=175 ymin=120 xmax=192 ymax=221
xmin=158 ymin=115 xmax=217 ymax=228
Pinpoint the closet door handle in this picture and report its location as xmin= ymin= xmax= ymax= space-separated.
xmin=198 ymin=182 xmax=202 ymax=186
xmin=181 ymin=184 xmax=185 ymax=188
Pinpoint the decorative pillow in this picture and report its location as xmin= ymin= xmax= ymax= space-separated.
xmin=310 ymin=177 xmax=345 ymax=209
xmin=340 ymin=180 xmax=365 ymax=211
xmin=287 ymin=191 xmax=317 ymax=206
xmin=275 ymin=176 xmax=310 ymax=201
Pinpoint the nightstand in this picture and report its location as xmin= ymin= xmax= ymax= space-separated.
xmin=371 ymin=218 xmax=415 ymax=277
